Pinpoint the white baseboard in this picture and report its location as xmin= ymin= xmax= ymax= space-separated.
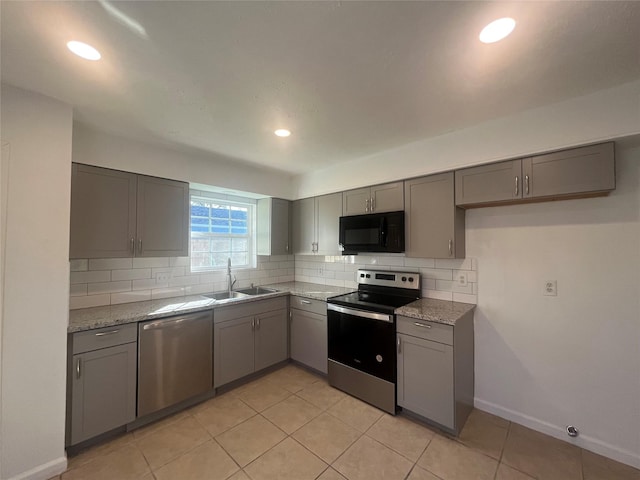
xmin=7 ymin=456 xmax=67 ymax=480
xmin=474 ymin=398 xmax=640 ymax=470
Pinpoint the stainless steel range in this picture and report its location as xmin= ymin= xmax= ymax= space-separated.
xmin=327 ymin=269 xmax=420 ymax=414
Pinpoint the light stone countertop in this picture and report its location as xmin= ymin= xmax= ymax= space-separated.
xmin=395 ymin=298 xmax=476 ymax=326
xmin=68 ymin=282 xmax=354 ymax=333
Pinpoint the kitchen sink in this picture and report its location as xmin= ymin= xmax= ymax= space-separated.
xmin=235 ymin=286 xmax=278 ymax=296
xmin=204 ymin=291 xmax=249 ymax=301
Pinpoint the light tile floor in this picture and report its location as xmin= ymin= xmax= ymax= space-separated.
xmin=55 ymin=364 xmax=640 ymax=480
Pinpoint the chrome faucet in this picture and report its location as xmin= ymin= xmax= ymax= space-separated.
xmin=227 ymin=257 xmax=237 ymax=294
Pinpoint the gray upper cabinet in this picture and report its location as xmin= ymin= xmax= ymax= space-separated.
xmin=67 ymin=324 xmax=137 ymax=446
xmin=455 ymin=160 xmax=522 ymax=206
xmin=292 ymin=193 xmax=342 ymax=255
xmin=455 ymin=142 xmax=615 ymax=207
xmin=70 ymin=164 xmax=137 ymax=259
xmin=257 ymin=198 xmax=291 ymax=256
xmin=70 ymin=163 xmax=189 ymax=259
xmin=405 ymin=172 xmax=465 ymax=259
xmin=136 ymin=175 xmax=190 ymax=257
xmin=214 ymin=297 xmax=288 ymax=388
xmin=342 ymin=182 xmax=404 ymax=216
xmin=522 ymin=142 xmax=615 ymax=199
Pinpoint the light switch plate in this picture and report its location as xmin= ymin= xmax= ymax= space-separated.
xmin=156 ymin=272 xmax=170 ymax=282
xmin=456 ymin=272 xmax=468 ymax=287
xmin=543 ymin=280 xmax=557 ymax=296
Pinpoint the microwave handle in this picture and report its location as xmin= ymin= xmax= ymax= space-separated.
xmin=380 ymin=217 xmax=387 ymax=247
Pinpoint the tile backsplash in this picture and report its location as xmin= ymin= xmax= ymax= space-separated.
xmin=295 ymin=254 xmax=477 ymax=304
xmin=69 ymin=254 xmax=477 ymax=309
xmin=69 ymin=255 xmax=294 ymax=309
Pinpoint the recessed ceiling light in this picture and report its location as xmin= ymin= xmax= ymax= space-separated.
xmin=66 ymin=41 xmax=101 ymax=61
xmin=274 ymin=129 xmax=291 ymax=137
xmin=479 ymin=18 xmax=516 ymax=44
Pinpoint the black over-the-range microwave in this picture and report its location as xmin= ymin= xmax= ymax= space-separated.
xmin=338 ymin=210 xmax=405 ymax=255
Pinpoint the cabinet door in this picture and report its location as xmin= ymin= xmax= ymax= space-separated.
xmin=523 ymin=142 xmax=615 ymax=199
xmin=70 ymin=164 xmax=136 ymax=259
xmin=342 ymin=187 xmax=370 ymax=216
xmin=271 ymin=199 xmax=291 ymax=255
xmin=214 ymin=316 xmax=255 ymax=387
xmin=371 ymin=182 xmax=404 ymax=213
xmin=397 ymin=334 xmax=454 ymax=430
xmin=291 ymin=309 xmax=327 ymax=374
xmin=405 ymin=173 xmax=465 ymax=258
xmin=316 ymin=193 xmax=343 ymax=255
xmin=292 ymin=197 xmax=316 ymax=254
xmin=455 ymin=160 xmax=522 ymax=206
xmin=136 ymin=175 xmax=189 ymax=257
xmin=255 ymin=309 xmax=288 ymax=371
xmin=70 ymin=342 xmax=137 ymax=445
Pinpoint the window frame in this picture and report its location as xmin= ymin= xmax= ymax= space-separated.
xmin=189 ymin=191 xmax=257 ymax=273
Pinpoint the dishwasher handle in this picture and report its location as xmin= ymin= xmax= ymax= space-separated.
xmin=142 ymin=317 xmax=189 ymax=330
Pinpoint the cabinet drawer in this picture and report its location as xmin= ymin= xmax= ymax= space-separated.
xmin=290 ymin=296 xmax=326 ymax=316
xmin=397 ymin=316 xmax=453 ymax=345
xmin=72 ymin=323 xmax=137 ymax=354
xmin=215 ymin=296 xmax=287 ymax=323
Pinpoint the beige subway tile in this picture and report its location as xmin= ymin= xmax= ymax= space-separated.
xmin=88 ymin=258 xmax=133 ymax=270
xmin=69 ymin=294 xmax=111 ymax=309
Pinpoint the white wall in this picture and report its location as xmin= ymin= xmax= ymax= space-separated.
xmin=294 ymin=80 xmax=640 ymax=198
xmin=467 ymin=147 xmax=640 ymax=468
xmin=0 ymin=85 xmax=72 ymax=479
xmin=72 ymin=123 xmax=295 ymax=200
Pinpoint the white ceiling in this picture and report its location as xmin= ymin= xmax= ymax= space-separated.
xmin=2 ymin=1 xmax=639 ymax=175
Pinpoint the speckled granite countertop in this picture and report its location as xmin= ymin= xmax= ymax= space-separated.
xmin=395 ymin=298 xmax=475 ymax=326
xmin=68 ymin=282 xmax=354 ymax=333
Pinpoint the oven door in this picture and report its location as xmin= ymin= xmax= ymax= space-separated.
xmin=327 ymin=304 xmax=396 ymax=383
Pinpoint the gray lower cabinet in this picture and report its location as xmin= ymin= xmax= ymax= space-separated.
xmin=70 ymin=163 xmax=189 ymax=259
xmin=404 ymin=172 xmax=465 ymax=259
xmin=396 ymin=313 xmax=474 ymax=435
xmin=290 ymin=296 xmax=327 ymax=374
xmin=214 ymin=297 xmax=288 ymax=387
xmin=455 ymin=142 xmax=615 ymax=207
xmin=67 ymin=324 xmax=137 ymax=446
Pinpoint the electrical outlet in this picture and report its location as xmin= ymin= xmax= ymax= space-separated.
xmin=543 ymin=280 xmax=557 ymax=296
xmin=156 ymin=272 xmax=170 ymax=282
xmin=456 ymin=272 xmax=468 ymax=287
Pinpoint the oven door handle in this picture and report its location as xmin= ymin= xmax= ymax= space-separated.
xmin=327 ymin=303 xmax=394 ymax=323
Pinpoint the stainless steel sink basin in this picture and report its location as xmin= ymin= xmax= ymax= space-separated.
xmin=204 ymin=291 xmax=249 ymax=301
xmin=235 ymin=286 xmax=278 ymax=296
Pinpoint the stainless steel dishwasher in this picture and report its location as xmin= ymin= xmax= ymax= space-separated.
xmin=138 ymin=311 xmax=213 ymax=417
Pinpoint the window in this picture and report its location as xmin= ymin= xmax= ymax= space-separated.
xmin=190 ymin=193 xmax=256 ymax=272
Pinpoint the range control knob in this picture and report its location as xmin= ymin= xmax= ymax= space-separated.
xmin=365 ymin=274 xmax=371 ymax=278
xmin=360 ymin=273 xmax=365 ymax=278
xmin=408 ymin=277 xmax=414 ymax=282
xmin=401 ymin=276 xmax=407 ymax=282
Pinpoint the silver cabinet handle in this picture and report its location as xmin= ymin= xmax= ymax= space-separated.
xmin=138 ymin=238 xmax=142 ymax=254
xmin=130 ymin=237 xmax=135 ymax=254
xmin=525 ymin=175 xmax=530 ymax=195
xmin=414 ymin=322 xmax=432 ymax=329
xmin=285 ymin=244 xmax=289 ymax=252
xmin=448 ymin=239 xmax=453 ymax=256
xmin=289 ymin=311 xmax=293 ymax=323
xmin=365 ymin=198 xmax=370 ymax=213
xmin=76 ymin=358 xmax=81 ymax=379
xmin=515 ymin=176 xmax=519 ymax=196
xmin=95 ymin=330 xmax=120 ymax=337
xmin=397 ymin=337 xmax=401 ymax=354
xmin=256 ymin=318 xmax=261 ymax=329
xmin=370 ymin=197 xmax=375 ymax=212
xmin=300 ymin=300 xmax=311 ymax=304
